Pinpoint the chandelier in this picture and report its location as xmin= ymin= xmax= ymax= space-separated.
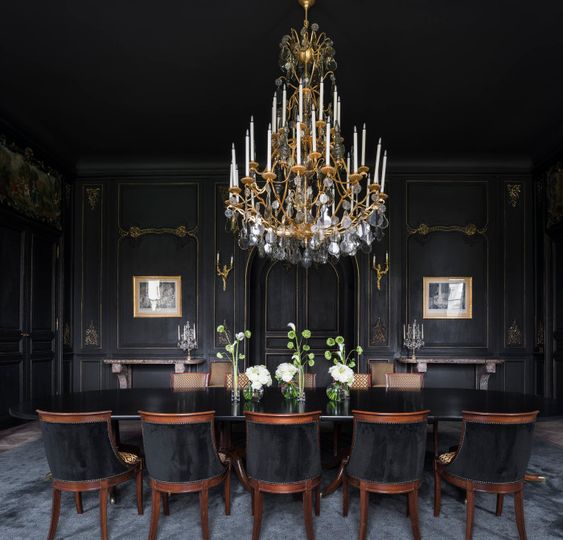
xmin=225 ymin=0 xmax=389 ymax=267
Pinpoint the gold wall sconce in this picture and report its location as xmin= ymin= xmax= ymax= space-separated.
xmin=372 ymin=252 xmax=389 ymax=291
xmin=216 ymin=252 xmax=233 ymax=292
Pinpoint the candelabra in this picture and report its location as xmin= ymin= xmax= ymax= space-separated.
xmin=403 ymin=320 xmax=424 ymax=360
xmin=177 ymin=321 xmax=197 ymax=362
xmin=372 ymin=252 xmax=389 ymax=291
xmin=216 ymin=253 xmax=233 ymax=292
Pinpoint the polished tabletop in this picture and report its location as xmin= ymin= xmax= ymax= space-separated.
xmin=9 ymin=387 xmax=563 ymax=422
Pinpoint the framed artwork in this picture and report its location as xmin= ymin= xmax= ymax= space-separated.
xmin=423 ymin=277 xmax=472 ymax=319
xmin=133 ymin=276 xmax=182 ymax=318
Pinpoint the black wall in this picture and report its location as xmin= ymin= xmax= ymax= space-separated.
xmin=71 ymin=167 xmax=536 ymax=394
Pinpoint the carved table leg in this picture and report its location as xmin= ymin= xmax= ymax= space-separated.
xmin=321 ymin=457 xmax=349 ymax=498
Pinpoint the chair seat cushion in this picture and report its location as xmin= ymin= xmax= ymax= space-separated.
xmin=438 ymin=451 xmax=457 ymax=465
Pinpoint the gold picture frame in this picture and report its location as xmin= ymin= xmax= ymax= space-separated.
xmin=132 ymin=275 xmax=182 ymax=318
xmin=423 ymin=277 xmax=472 ymax=319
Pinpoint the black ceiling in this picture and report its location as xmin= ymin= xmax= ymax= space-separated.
xmin=1 ymin=0 xmax=563 ymax=173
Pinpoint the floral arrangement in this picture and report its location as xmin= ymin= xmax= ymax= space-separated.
xmin=243 ymin=365 xmax=272 ymax=401
xmin=216 ymin=325 xmax=251 ymax=401
xmin=277 ymin=323 xmax=315 ymax=400
xmin=324 ymin=335 xmax=363 ymax=401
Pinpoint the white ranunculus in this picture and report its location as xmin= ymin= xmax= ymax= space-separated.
xmin=329 ymin=364 xmax=354 ymax=385
xmin=275 ymin=362 xmax=298 ymax=383
xmin=236 ymin=332 xmax=245 ymax=341
xmin=245 ymin=365 xmax=272 ymax=390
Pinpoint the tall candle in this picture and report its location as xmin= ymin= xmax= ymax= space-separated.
xmin=325 ymin=119 xmax=331 ymax=165
xmin=374 ymin=137 xmax=382 ymax=184
xmin=346 ymin=152 xmax=350 ymax=174
xmin=337 ymin=97 xmax=341 ymax=126
xmin=282 ymin=85 xmax=287 ymax=126
xmin=381 ymin=150 xmax=388 ymax=193
xmin=216 ymin=252 xmax=219 ymax=264
xmin=311 ymin=106 xmax=316 ymax=153
xmin=403 ymin=324 xmax=406 ymax=340
xmin=299 ymin=79 xmax=303 ymax=122
xmin=319 ymin=80 xmax=324 ymax=120
xmin=230 ymin=255 xmax=233 ymax=266
xmin=361 ymin=123 xmax=366 ymax=167
xmin=296 ymin=115 xmax=302 ymax=164
xmin=229 ymin=161 xmax=234 ymax=188
xmin=177 ymin=325 xmax=180 ymax=341
xmin=421 ymin=323 xmax=424 ymax=339
xmin=245 ymin=130 xmax=249 ymax=177
xmin=235 ymin=165 xmax=239 ymax=186
xmin=272 ymin=93 xmax=277 ymax=132
xmin=231 ymin=143 xmax=236 ymax=177
xmin=333 ymin=86 xmax=337 ymax=123
xmin=250 ymin=116 xmax=255 ymax=161
xmin=353 ymin=126 xmax=358 ymax=172
xmin=267 ymin=124 xmax=272 ymax=170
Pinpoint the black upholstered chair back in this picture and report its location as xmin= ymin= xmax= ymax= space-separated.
xmin=445 ymin=411 xmax=538 ymax=484
xmin=37 ymin=410 xmax=129 ymax=482
xmin=346 ymin=410 xmax=430 ymax=484
xmin=139 ymin=410 xmax=225 ymax=483
xmin=245 ymin=411 xmax=322 ymax=484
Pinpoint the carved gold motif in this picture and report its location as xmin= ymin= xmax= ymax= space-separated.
xmin=370 ymin=317 xmax=387 ymax=346
xmin=506 ymin=184 xmax=521 ymax=208
xmin=371 ymin=252 xmax=389 ymax=291
xmin=119 ymin=225 xmax=197 ymax=239
xmin=506 ymin=320 xmax=522 ymax=346
xmin=86 ymin=187 xmax=100 ymax=210
xmin=84 ymin=320 xmax=99 ymax=346
xmin=216 ymin=254 xmax=234 ymax=292
xmin=407 ymin=223 xmax=487 ymax=237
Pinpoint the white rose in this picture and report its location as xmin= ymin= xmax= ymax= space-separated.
xmin=329 ymin=364 xmax=354 ymax=384
xmin=251 ymin=380 xmax=262 ymax=391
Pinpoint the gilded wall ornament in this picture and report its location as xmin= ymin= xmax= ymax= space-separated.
xmin=119 ymin=224 xmax=197 ymax=239
xmin=506 ymin=184 xmax=521 ymax=208
xmin=86 ymin=187 xmax=100 ymax=210
xmin=84 ymin=320 xmax=99 ymax=346
xmin=506 ymin=320 xmax=522 ymax=346
xmin=407 ymin=223 xmax=487 ymax=237
xmin=370 ymin=317 xmax=387 ymax=346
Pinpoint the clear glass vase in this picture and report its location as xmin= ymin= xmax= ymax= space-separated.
xmin=231 ymin=363 xmax=240 ymax=402
xmin=243 ymin=385 xmax=264 ymax=402
xmin=296 ymin=367 xmax=306 ymax=402
xmin=326 ymin=381 xmax=350 ymax=402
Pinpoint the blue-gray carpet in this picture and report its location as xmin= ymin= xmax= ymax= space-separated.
xmin=1 ymin=431 xmax=562 ymax=539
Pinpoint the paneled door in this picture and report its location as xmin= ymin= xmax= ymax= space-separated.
xmin=249 ymin=255 xmax=356 ymax=387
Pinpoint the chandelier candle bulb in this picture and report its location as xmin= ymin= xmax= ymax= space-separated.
xmin=296 ymin=115 xmax=302 ymax=164
xmin=325 ymin=119 xmax=330 ymax=164
xmin=311 ymin=106 xmax=317 ymax=153
xmin=361 ymin=123 xmax=366 ymax=167
xmin=319 ymin=80 xmax=324 ymax=120
xmin=333 ymin=86 xmax=337 ymax=123
xmin=346 ymin=153 xmax=350 ymax=175
xmin=337 ymin=96 xmax=341 ymax=126
xmin=245 ymin=130 xmax=250 ymax=177
xmin=272 ymin=94 xmax=277 ymax=132
xmin=381 ymin=150 xmax=388 ymax=192
xmin=231 ymin=143 xmax=236 ymax=176
xmin=353 ymin=126 xmax=358 ymax=172
xmin=299 ymin=79 xmax=303 ymax=122
xmin=282 ymin=85 xmax=287 ymax=126
xmin=267 ymin=124 xmax=272 ymax=171
xmin=374 ymin=137 xmax=382 ymax=183
xmin=250 ymin=116 xmax=255 ymax=161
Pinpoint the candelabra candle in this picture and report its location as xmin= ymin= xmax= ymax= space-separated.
xmin=403 ymin=320 xmax=425 ymax=360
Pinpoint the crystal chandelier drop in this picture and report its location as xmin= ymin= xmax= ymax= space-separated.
xmin=225 ymin=0 xmax=389 ymax=267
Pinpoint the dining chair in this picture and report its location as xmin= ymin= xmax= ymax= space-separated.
xmin=368 ymin=361 xmax=394 ymax=387
xmin=208 ymin=361 xmax=231 ymax=387
xmin=170 ymin=372 xmax=209 ymax=390
xmin=385 ymin=372 xmax=424 ymax=389
xmin=139 ymin=410 xmax=231 ymax=540
xmin=341 ymin=410 xmax=430 ymax=540
xmin=304 ymin=372 xmax=317 ymax=388
xmin=434 ymin=410 xmax=539 ymax=540
xmin=244 ymin=411 xmax=322 ymax=540
xmin=37 ymin=410 xmax=143 ymax=540
xmin=225 ymin=372 xmax=250 ymax=389
xmin=350 ymin=373 xmax=372 ymax=389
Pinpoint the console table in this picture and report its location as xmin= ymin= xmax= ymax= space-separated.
xmin=398 ymin=357 xmax=504 ymax=390
xmin=104 ymin=358 xmax=206 ymax=389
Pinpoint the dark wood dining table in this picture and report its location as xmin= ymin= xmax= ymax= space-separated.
xmin=10 ymin=386 xmax=563 ymax=422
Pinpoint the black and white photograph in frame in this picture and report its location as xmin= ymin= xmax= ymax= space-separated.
xmin=132 ymin=275 xmax=182 ymax=318
xmin=423 ymin=276 xmax=472 ymax=319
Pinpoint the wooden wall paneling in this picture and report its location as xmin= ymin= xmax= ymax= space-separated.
xmin=553 ymin=237 xmax=563 ymax=397
xmin=214 ymin=183 xmax=235 ymax=348
xmin=116 ymin=182 xmax=199 ymax=353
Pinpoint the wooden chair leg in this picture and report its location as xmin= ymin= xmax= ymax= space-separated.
xmin=199 ymin=487 xmax=209 ymax=540
xmin=514 ymin=489 xmax=527 ymax=540
xmin=359 ymin=485 xmax=369 ymax=540
xmin=433 ymin=420 xmax=439 ymax=457
xmin=136 ymin=467 xmax=144 ymax=515
xmin=148 ymin=489 xmax=161 ymax=540
xmin=252 ymin=489 xmax=263 ymax=540
xmin=342 ymin=473 xmax=349 ymax=517
xmin=496 ymin=494 xmax=504 ymax=517
xmin=251 ymin=489 xmax=255 ymax=516
xmin=465 ymin=488 xmax=475 ymax=540
xmin=408 ymin=490 xmax=421 ymax=540
xmin=224 ymin=466 xmax=231 ymax=516
xmin=303 ymin=488 xmax=314 ymax=540
xmin=99 ymin=487 xmax=109 ymax=540
xmin=433 ymin=465 xmax=441 ymax=517
xmin=162 ymin=492 xmax=170 ymax=516
xmin=47 ymin=488 xmax=61 ymax=540
xmin=314 ymin=485 xmax=320 ymax=517
xmin=406 ymin=494 xmax=410 ymax=517
xmin=74 ymin=492 xmax=83 ymax=514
